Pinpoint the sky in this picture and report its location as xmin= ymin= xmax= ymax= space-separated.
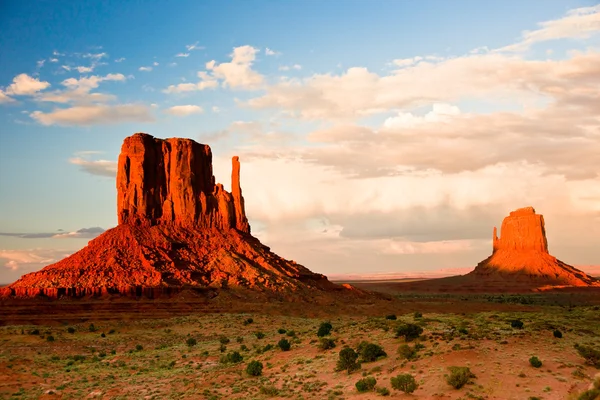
xmin=1 ymin=0 xmax=599 ymax=283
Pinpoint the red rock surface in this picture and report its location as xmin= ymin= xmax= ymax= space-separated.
xmin=472 ymin=207 xmax=598 ymax=287
xmin=2 ymin=133 xmax=337 ymax=299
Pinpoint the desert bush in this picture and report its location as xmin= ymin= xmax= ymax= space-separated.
xmin=219 ymin=336 xmax=230 ymax=344
xmin=243 ymin=318 xmax=254 ymax=325
xmin=246 ymin=360 xmax=263 ymax=376
xmin=319 ymin=338 xmax=336 ymax=350
xmin=336 ymin=347 xmax=361 ymax=373
xmin=575 ymin=344 xmax=600 ymax=368
xmin=395 ymin=324 xmax=423 ymax=341
xmin=397 ymin=344 xmax=417 ymax=360
xmin=278 ymin=338 xmax=291 ymax=351
xmin=391 ymin=373 xmax=418 ymax=393
xmin=220 ymin=351 xmax=243 ymax=364
xmin=511 ymin=320 xmax=524 ymax=329
xmin=458 ymin=328 xmax=468 ymax=335
xmin=278 ymin=328 xmax=286 ymax=334
xmin=262 ymin=344 xmax=274 ymax=352
xmin=286 ymin=330 xmax=296 ymax=337
xmin=317 ymin=322 xmax=333 ymax=337
xmin=100 ymin=333 xmax=106 ymax=338
xmin=446 ymin=366 xmax=476 ymax=389
xmin=529 ymin=356 xmax=542 ymax=368
xmin=30 ymin=329 xmax=40 ymax=335
xmin=219 ymin=344 xmax=226 ymax=353
xmin=46 ymin=335 xmax=55 ymax=342
xmin=255 ymin=332 xmax=266 ymax=339
xmin=578 ymin=389 xmax=600 ymax=400
xmin=67 ymin=327 xmax=75 ymax=334
xmin=553 ymin=329 xmax=563 ymax=338
xmin=385 ymin=314 xmax=397 ymax=320
xmin=89 ymin=324 xmax=97 ymax=332
xmin=186 ymin=338 xmax=197 ymax=347
xmin=108 ymin=329 xmax=116 ymax=334
xmin=377 ymin=386 xmax=390 ymax=396
xmin=260 ymin=385 xmax=279 ymax=396
xmin=135 ymin=344 xmax=143 ymax=351
xmin=357 ymin=341 xmax=387 ymax=362
xmin=414 ymin=312 xmax=423 ymax=319
xmin=355 ymin=376 xmax=376 ymax=392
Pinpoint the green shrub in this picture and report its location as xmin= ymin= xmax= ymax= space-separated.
xmin=377 ymin=386 xmax=390 ymax=396
xmin=397 ymin=344 xmax=417 ymax=360
xmin=89 ymin=324 xmax=96 ymax=332
xmin=46 ymin=335 xmax=55 ymax=342
xmin=219 ymin=336 xmax=230 ymax=344
xmin=414 ymin=312 xmax=423 ymax=319
xmin=575 ymin=344 xmax=600 ymax=368
xmin=219 ymin=344 xmax=226 ymax=353
xmin=355 ymin=376 xmax=376 ymax=392
xmin=446 ymin=366 xmax=475 ymax=389
xmin=317 ymin=322 xmax=333 ymax=337
xmin=357 ymin=341 xmax=387 ymax=362
xmin=67 ymin=327 xmax=75 ymax=334
xmin=243 ymin=318 xmax=254 ymax=325
xmin=458 ymin=328 xmax=468 ymax=335
xmin=578 ymin=389 xmax=600 ymax=400
xmin=385 ymin=314 xmax=397 ymax=320
xmin=391 ymin=373 xmax=418 ymax=393
xmin=100 ymin=333 xmax=106 ymax=338
xmin=262 ymin=344 xmax=274 ymax=352
xmin=255 ymin=332 xmax=266 ymax=339
xmin=220 ymin=351 xmax=243 ymax=364
xmin=319 ymin=338 xmax=336 ymax=350
xmin=336 ymin=347 xmax=361 ymax=373
xmin=186 ymin=338 xmax=197 ymax=347
xmin=246 ymin=360 xmax=263 ymax=376
xmin=553 ymin=330 xmax=563 ymax=338
xmin=30 ymin=329 xmax=40 ymax=335
xmin=511 ymin=320 xmax=524 ymax=329
xmin=286 ymin=330 xmax=296 ymax=337
xmin=135 ymin=344 xmax=143 ymax=351
xmin=529 ymin=356 xmax=542 ymax=368
xmin=260 ymin=386 xmax=279 ymax=396
xmin=278 ymin=339 xmax=291 ymax=351
xmin=108 ymin=329 xmax=116 ymax=334
xmin=395 ymin=324 xmax=423 ymax=341
xmin=278 ymin=328 xmax=286 ymax=334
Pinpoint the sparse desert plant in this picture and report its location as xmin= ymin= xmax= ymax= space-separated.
xmin=319 ymin=337 xmax=336 ymax=350
xmin=100 ymin=332 xmax=106 ymax=338
xmin=357 ymin=341 xmax=387 ymax=362
xmin=553 ymin=329 xmax=563 ymax=338
xmin=385 ymin=314 xmax=397 ymax=320
xmin=67 ymin=327 xmax=75 ymax=334
xmin=220 ymin=351 xmax=243 ymax=364
xmin=577 ymin=390 xmax=600 ymax=400
xmin=355 ymin=376 xmax=377 ymax=392
xmin=236 ymin=336 xmax=243 ymax=343
xmin=278 ymin=328 xmax=286 ymax=334
xmin=135 ymin=344 xmax=143 ymax=351
xmin=262 ymin=344 xmax=274 ymax=352
xmin=108 ymin=329 xmax=116 ymax=334
xmin=575 ymin=344 xmax=600 ymax=368
xmin=446 ymin=366 xmax=476 ymax=389
xmin=286 ymin=330 xmax=296 ymax=337
xmin=186 ymin=338 xmax=197 ymax=347
xmin=260 ymin=385 xmax=279 ymax=396
xmin=529 ymin=356 xmax=542 ymax=368
xmin=336 ymin=347 xmax=361 ymax=373
xmin=246 ymin=360 xmax=263 ymax=376
xmin=219 ymin=344 xmax=227 ymax=353
xmin=459 ymin=327 xmax=468 ymax=335
xmin=511 ymin=320 xmax=524 ymax=329
xmin=397 ymin=344 xmax=417 ymax=360
xmin=278 ymin=338 xmax=291 ymax=351
xmin=89 ymin=323 xmax=96 ymax=332
xmin=391 ymin=373 xmax=418 ymax=393
xmin=317 ymin=321 xmax=333 ymax=337
xmin=395 ymin=324 xmax=423 ymax=341
xmin=243 ymin=318 xmax=254 ymax=325
xmin=255 ymin=331 xmax=266 ymax=339
xmin=414 ymin=312 xmax=423 ymax=319
xmin=219 ymin=336 xmax=230 ymax=344
xmin=46 ymin=335 xmax=55 ymax=342
xmin=377 ymin=386 xmax=390 ymax=396
xmin=30 ymin=329 xmax=40 ymax=335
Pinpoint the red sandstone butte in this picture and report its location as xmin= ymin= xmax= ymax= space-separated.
xmin=471 ymin=207 xmax=599 ymax=287
xmin=1 ymin=133 xmax=337 ymax=299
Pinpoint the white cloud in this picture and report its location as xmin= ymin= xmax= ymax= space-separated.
xmin=139 ymin=66 xmax=152 ymax=72
xmin=168 ymin=62 xmax=177 ymax=67
xmin=498 ymin=4 xmax=600 ymax=52
xmin=186 ymin=42 xmax=204 ymax=51
xmin=69 ymin=156 xmax=117 ymax=176
xmin=153 ymin=61 xmax=159 ymax=66
xmin=0 ymin=249 xmax=67 ymax=271
xmin=0 ymin=90 xmax=15 ymax=103
xmin=212 ymin=106 xmax=220 ymax=113
xmin=265 ymin=48 xmax=280 ymax=56
xmin=382 ymin=102 xmax=460 ymax=129
xmin=164 ymin=105 xmax=204 ymax=116
xmin=206 ymin=45 xmax=264 ymax=89
xmin=83 ymin=52 xmax=107 ymax=60
xmin=163 ymin=71 xmax=218 ymax=93
xmin=37 ymin=73 xmax=126 ymax=104
xmin=49 ymin=58 xmax=59 ymax=63
xmin=62 ymin=65 xmax=71 ymax=71
xmin=115 ymin=57 xmax=126 ymax=62
xmin=279 ymin=64 xmax=302 ymax=71
xmin=30 ymin=104 xmax=154 ymax=126
xmin=37 ymin=60 xmax=45 ymax=68
xmin=176 ymin=53 xmax=190 ymax=58
xmin=5 ymin=74 xmax=50 ymax=96
xmin=75 ymin=66 xmax=93 ymax=73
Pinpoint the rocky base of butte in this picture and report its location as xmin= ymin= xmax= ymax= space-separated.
xmin=0 ymin=133 xmax=345 ymax=300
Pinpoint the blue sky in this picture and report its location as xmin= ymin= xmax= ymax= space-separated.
xmin=1 ymin=0 xmax=599 ymax=282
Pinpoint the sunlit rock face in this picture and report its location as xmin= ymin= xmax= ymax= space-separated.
xmin=472 ymin=207 xmax=598 ymax=287
xmin=1 ymin=133 xmax=336 ymax=299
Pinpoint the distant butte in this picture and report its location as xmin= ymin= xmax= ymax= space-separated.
xmin=470 ymin=206 xmax=599 ymax=287
xmin=0 ymin=133 xmax=350 ymax=300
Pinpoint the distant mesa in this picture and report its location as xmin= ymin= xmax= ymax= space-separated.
xmin=470 ymin=206 xmax=598 ymax=287
xmin=1 ymin=133 xmax=349 ymax=300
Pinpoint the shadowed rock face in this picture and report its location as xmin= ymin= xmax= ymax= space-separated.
xmin=472 ymin=207 xmax=598 ymax=287
xmin=1 ymin=133 xmax=338 ymax=299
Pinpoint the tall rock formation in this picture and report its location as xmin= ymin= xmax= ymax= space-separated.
xmin=472 ymin=207 xmax=598 ymax=287
xmin=1 ymin=133 xmax=337 ymax=299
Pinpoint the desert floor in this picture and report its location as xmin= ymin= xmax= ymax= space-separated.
xmin=0 ymin=292 xmax=599 ymax=400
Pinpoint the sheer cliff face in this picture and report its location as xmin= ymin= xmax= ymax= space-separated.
xmin=492 ymin=207 xmax=548 ymax=254
xmin=117 ymin=133 xmax=250 ymax=233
